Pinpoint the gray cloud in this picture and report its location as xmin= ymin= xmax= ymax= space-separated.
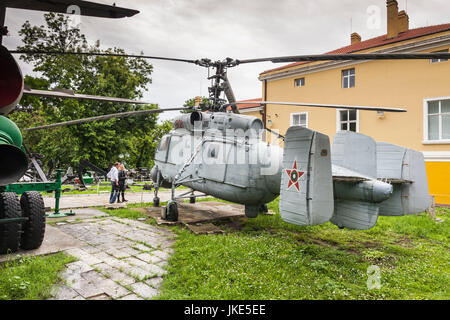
xmin=3 ymin=0 xmax=450 ymax=121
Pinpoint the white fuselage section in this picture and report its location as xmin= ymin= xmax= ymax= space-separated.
xmin=154 ymin=112 xmax=283 ymax=206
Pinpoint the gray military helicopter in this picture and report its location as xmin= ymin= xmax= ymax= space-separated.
xmin=20 ymin=50 xmax=450 ymax=230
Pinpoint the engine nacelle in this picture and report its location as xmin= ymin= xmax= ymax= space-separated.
xmin=0 ymin=45 xmax=24 ymax=115
xmin=173 ymin=111 xmax=210 ymax=132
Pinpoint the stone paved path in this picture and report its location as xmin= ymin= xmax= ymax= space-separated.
xmin=49 ymin=216 xmax=176 ymax=300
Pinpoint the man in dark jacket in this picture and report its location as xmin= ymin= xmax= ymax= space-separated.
xmin=117 ymin=164 xmax=128 ymax=203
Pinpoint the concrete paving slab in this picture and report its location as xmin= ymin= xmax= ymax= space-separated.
xmin=0 ymin=224 xmax=83 ymax=263
xmin=47 ymin=216 xmax=175 ymax=300
xmin=186 ymin=223 xmax=225 ymax=235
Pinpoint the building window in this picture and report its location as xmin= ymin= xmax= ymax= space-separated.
xmin=294 ymin=77 xmax=305 ymax=87
xmin=337 ymin=109 xmax=358 ymax=132
xmin=430 ymin=49 xmax=448 ymax=63
xmin=290 ymin=112 xmax=308 ymax=127
xmin=425 ymin=98 xmax=450 ymax=141
xmin=342 ymin=68 xmax=355 ymax=88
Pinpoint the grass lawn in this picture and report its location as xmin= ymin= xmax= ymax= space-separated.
xmin=0 ymin=198 xmax=447 ymax=300
xmin=0 ymin=252 xmax=75 ymax=300
xmin=156 ymin=199 xmax=449 ymax=300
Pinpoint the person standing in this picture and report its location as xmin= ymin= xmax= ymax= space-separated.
xmin=108 ymin=162 xmax=120 ymax=204
xmin=117 ymin=164 xmax=128 ymax=203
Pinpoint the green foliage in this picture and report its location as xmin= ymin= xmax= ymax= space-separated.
xmin=125 ymin=120 xmax=173 ymax=168
xmin=10 ymin=13 xmax=165 ymax=171
xmin=0 ymin=252 xmax=75 ymax=300
xmin=182 ymin=96 xmax=211 ymax=113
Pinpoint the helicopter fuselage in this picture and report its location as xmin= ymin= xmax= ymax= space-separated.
xmin=153 ymin=111 xmax=283 ymax=216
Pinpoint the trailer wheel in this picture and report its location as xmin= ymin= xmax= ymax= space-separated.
xmin=0 ymin=192 xmax=22 ymax=254
xmin=20 ymin=191 xmax=46 ymax=250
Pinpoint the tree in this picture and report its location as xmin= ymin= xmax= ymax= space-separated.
xmin=10 ymin=13 xmax=163 ymax=171
xmin=182 ymin=96 xmax=212 ymax=113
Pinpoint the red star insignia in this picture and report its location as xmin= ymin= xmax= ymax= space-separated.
xmin=285 ymin=160 xmax=304 ymax=192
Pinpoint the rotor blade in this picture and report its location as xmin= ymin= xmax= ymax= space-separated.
xmin=224 ymin=101 xmax=406 ymax=113
xmin=10 ymin=49 xmax=199 ymax=65
xmin=265 ymin=127 xmax=285 ymax=140
xmin=3 ymin=0 xmax=139 ymax=18
xmin=237 ymin=52 xmax=450 ymax=64
xmin=23 ymin=88 xmax=155 ymax=104
xmin=24 ymin=107 xmax=186 ymax=131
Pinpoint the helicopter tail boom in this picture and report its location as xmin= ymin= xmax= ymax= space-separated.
xmin=278 ymin=128 xmax=430 ymax=230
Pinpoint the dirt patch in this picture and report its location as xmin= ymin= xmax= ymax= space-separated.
xmin=392 ymin=235 xmax=414 ymax=248
xmin=214 ymin=217 xmax=247 ymax=232
xmin=362 ymin=240 xmax=382 ymax=249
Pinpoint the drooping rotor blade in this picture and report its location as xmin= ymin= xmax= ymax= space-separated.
xmin=236 ymin=52 xmax=450 ymax=64
xmin=265 ymin=127 xmax=285 ymax=140
xmin=24 ymin=107 xmax=187 ymax=131
xmin=222 ymin=73 xmax=239 ymax=114
xmin=3 ymin=0 xmax=139 ymax=18
xmin=224 ymin=101 xmax=406 ymax=113
xmin=10 ymin=50 xmax=199 ymax=65
xmin=23 ymin=87 xmax=154 ymax=104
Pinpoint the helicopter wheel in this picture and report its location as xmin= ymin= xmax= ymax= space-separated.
xmin=153 ymin=197 xmax=160 ymax=207
xmin=189 ymin=196 xmax=196 ymax=204
xmin=260 ymin=204 xmax=268 ymax=214
xmin=0 ymin=192 xmax=22 ymax=254
xmin=165 ymin=201 xmax=179 ymax=222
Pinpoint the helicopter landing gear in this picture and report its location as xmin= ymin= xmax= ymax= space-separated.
xmin=162 ymin=200 xmax=178 ymax=222
xmin=189 ymin=196 xmax=196 ymax=204
xmin=260 ymin=204 xmax=268 ymax=214
xmin=244 ymin=205 xmax=259 ymax=218
xmin=153 ymin=166 xmax=161 ymax=208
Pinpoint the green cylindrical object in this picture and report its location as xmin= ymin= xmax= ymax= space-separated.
xmin=0 ymin=115 xmax=28 ymax=186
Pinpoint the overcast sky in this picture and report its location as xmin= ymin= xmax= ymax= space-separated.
xmin=4 ymin=0 xmax=450 ymax=121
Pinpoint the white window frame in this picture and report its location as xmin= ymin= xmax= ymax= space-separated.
xmin=294 ymin=77 xmax=305 ymax=87
xmin=423 ymin=96 xmax=450 ymax=144
xmin=290 ymin=112 xmax=308 ymax=127
xmin=342 ymin=68 xmax=355 ymax=88
xmin=430 ymin=49 xmax=449 ymax=64
xmin=336 ymin=109 xmax=359 ymax=133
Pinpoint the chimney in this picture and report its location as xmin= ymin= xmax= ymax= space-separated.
xmin=387 ymin=0 xmax=400 ymax=39
xmin=351 ymin=32 xmax=362 ymax=45
xmin=398 ymin=10 xmax=409 ymax=33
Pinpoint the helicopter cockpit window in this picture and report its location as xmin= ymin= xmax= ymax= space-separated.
xmin=158 ymin=135 xmax=170 ymax=151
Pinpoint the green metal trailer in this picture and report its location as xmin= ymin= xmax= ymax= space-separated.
xmin=0 ymin=170 xmax=74 ymax=254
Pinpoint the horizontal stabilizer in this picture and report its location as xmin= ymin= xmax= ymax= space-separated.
xmin=279 ymin=126 xmax=333 ymax=226
xmin=377 ymin=142 xmax=430 ymax=216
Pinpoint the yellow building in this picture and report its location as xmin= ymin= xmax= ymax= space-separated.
xmin=258 ymin=0 xmax=450 ymax=205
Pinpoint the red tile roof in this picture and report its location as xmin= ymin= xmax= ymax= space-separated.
xmin=261 ymin=23 xmax=450 ymax=75
xmin=226 ymin=98 xmax=262 ymax=111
